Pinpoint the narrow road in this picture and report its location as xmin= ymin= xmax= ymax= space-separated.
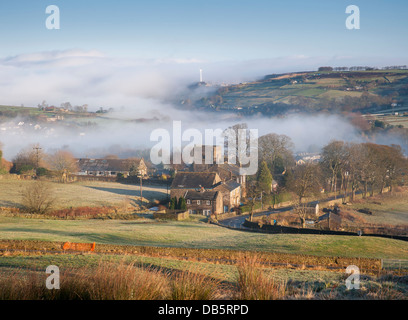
xmin=218 ymin=192 xmax=358 ymax=229
xmin=219 ymin=206 xmax=293 ymax=229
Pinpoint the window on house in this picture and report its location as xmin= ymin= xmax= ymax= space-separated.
xmin=206 ymin=200 xmax=211 ymax=205
xmin=187 ymin=199 xmax=191 ymax=205
xmin=197 ymin=200 xmax=201 ymax=205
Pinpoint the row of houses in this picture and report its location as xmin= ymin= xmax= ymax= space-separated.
xmin=168 ymin=145 xmax=247 ymax=216
xmin=75 ymin=158 xmax=148 ymax=177
xmin=72 ymin=145 xmax=246 ymax=217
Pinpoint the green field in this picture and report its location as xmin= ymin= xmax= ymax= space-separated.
xmin=349 ymin=192 xmax=408 ymax=225
xmin=0 ymin=215 xmax=407 ymax=260
xmin=0 ymin=253 xmax=346 ymax=285
xmin=1 ymin=180 xmax=407 ymax=299
xmin=205 ymin=70 xmax=408 ymax=112
xmin=0 ymin=179 xmax=168 ymax=209
xmin=0 ymin=105 xmax=44 ymax=116
xmin=0 ymin=179 xmax=407 ymax=260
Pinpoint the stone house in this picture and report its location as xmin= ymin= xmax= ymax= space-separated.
xmin=170 ymin=171 xmax=227 ymax=216
xmin=192 ymin=163 xmax=246 ymax=197
xmin=212 ymin=179 xmax=241 ymax=213
xmin=170 ymin=172 xmax=221 ymax=199
xmin=183 ymin=189 xmax=223 ymax=216
xmin=75 ymin=158 xmax=147 ymax=177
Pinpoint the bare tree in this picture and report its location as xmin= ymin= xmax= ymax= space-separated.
xmin=372 ymin=143 xmax=407 ymax=193
xmin=12 ymin=144 xmax=46 ymax=174
xmin=246 ymin=182 xmax=260 ymax=222
xmin=321 ymin=140 xmax=347 ymax=198
xmin=21 ymin=181 xmax=55 ymax=214
xmin=344 ymin=143 xmax=362 ymax=201
xmin=288 ymin=163 xmax=321 ymax=204
xmin=223 ymin=123 xmax=251 ymax=165
xmin=47 ymin=150 xmax=78 ymax=183
xmin=258 ymin=133 xmax=295 ymax=173
xmin=293 ymin=203 xmax=309 ymax=228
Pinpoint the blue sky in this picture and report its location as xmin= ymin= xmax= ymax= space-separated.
xmin=0 ymin=0 xmax=407 ymax=64
xmin=0 ymin=0 xmax=406 ymax=109
xmin=0 ymin=1 xmax=407 ymax=159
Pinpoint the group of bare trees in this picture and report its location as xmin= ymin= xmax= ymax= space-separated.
xmin=283 ymin=140 xmax=407 ymax=206
xmin=1 ymin=143 xmax=78 ymax=214
xmin=11 ymin=144 xmax=78 ymax=183
xmin=320 ymin=140 xmax=407 ymax=201
xmin=249 ymin=132 xmax=407 ymax=207
xmin=258 ymin=133 xmax=295 ymax=175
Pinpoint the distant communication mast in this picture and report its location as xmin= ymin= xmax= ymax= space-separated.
xmin=200 ymin=69 xmax=203 ymax=83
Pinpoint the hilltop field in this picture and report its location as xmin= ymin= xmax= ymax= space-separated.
xmin=0 ymin=179 xmax=168 ymax=210
xmin=198 ymin=69 xmax=408 ymax=119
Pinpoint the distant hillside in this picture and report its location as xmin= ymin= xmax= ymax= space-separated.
xmin=194 ymin=70 xmax=408 ymax=116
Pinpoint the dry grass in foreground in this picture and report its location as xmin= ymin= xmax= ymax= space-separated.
xmin=235 ymin=255 xmax=287 ymax=300
xmin=0 ymin=261 xmax=227 ymax=300
xmin=0 ymin=257 xmax=407 ymax=300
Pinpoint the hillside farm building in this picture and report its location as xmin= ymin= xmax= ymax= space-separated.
xmin=75 ymin=158 xmax=147 ymax=177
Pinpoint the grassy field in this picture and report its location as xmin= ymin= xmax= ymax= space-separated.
xmin=0 ymin=214 xmax=408 ymax=260
xmin=210 ymin=70 xmax=408 ymax=111
xmin=0 ymin=179 xmax=168 ymax=209
xmin=0 ymin=179 xmax=407 ymax=260
xmin=0 ymin=253 xmax=347 ymax=286
xmin=0 ymin=180 xmax=407 ymax=300
xmin=349 ymin=192 xmax=408 ymax=226
xmin=0 ymin=249 xmax=407 ymax=300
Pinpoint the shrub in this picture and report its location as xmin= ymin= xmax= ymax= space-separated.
xmin=21 ymin=181 xmax=55 ymax=215
xmin=0 ymin=261 xmax=170 ymax=300
xmin=235 ymin=255 xmax=287 ymax=300
xmin=169 ymin=268 xmax=221 ymax=300
xmin=48 ymin=206 xmax=116 ymax=219
xmin=71 ymin=261 xmax=169 ymax=300
xmin=19 ymin=164 xmax=35 ymax=175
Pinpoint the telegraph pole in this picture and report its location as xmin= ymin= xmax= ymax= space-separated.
xmin=33 ymin=146 xmax=42 ymax=176
xmin=139 ymin=174 xmax=143 ymax=205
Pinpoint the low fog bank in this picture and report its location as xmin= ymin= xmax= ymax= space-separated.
xmin=2 ymin=104 xmax=407 ymax=161
xmin=0 ymin=109 xmax=369 ymax=161
xmin=0 ymin=49 xmax=406 ymax=160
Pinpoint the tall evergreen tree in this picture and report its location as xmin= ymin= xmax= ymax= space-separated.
xmin=169 ymin=197 xmax=177 ymax=210
xmin=178 ymin=197 xmax=187 ymax=210
xmin=256 ymin=160 xmax=273 ymax=194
